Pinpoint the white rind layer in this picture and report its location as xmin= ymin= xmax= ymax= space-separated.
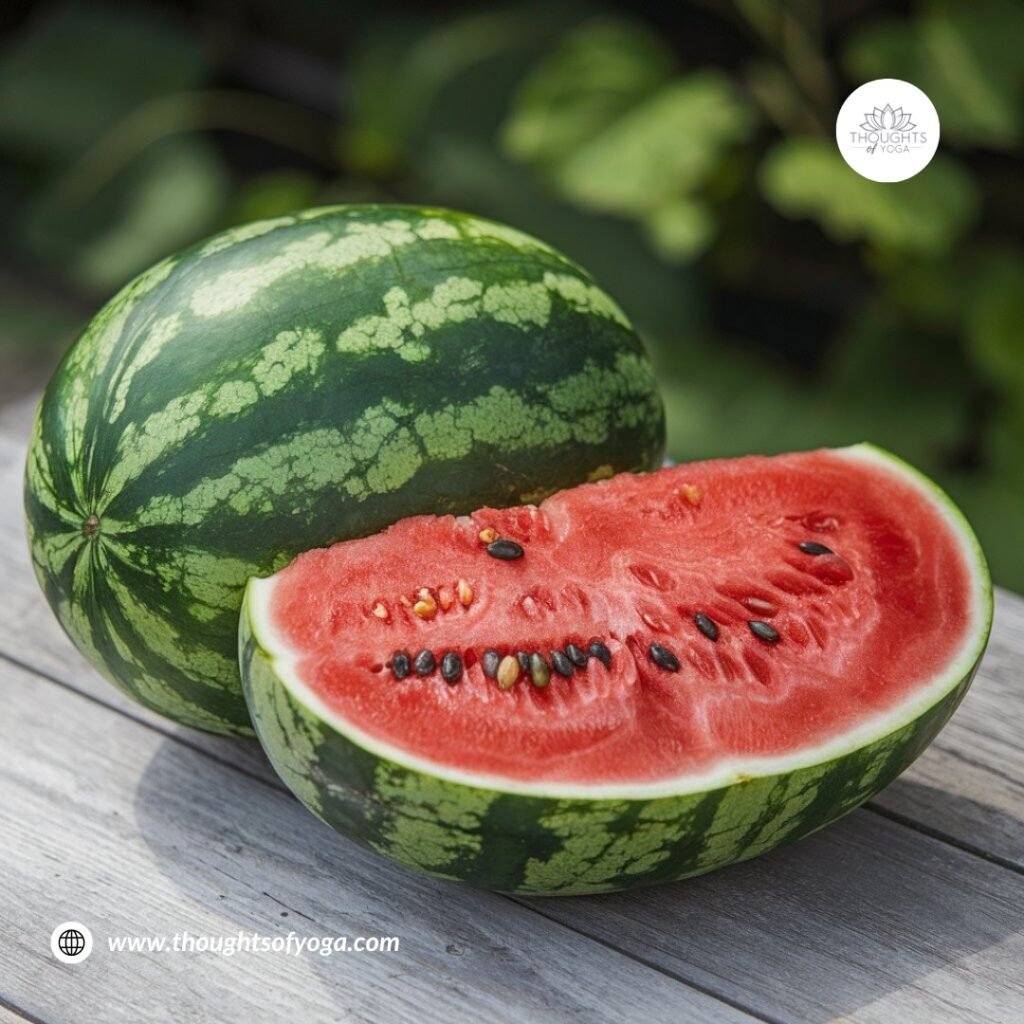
xmin=244 ymin=443 xmax=993 ymax=800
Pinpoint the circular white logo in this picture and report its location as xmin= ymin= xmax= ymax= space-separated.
xmin=50 ymin=921 xmax=93 ymax=964
xmin=836 ymin=78 xmax=939 ymax=182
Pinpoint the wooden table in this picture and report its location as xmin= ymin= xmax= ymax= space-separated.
xmin=2 ymin=392 xmax=1022 ymax=1024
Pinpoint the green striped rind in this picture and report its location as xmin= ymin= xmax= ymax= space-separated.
xmin=240 ymin=605 xmax=982 ymax=895
xmin=24 ymin=205 xmax=665 ymax=735
xmin=238 ymin=443 xmax=992 ymax=894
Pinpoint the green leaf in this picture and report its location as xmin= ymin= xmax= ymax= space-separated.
xmin=27 ymin=137 xmax=228 ymax=294
xmin=962 ymin=248 xmax=1024 ymax=464
xmin=504 ymin=17 xmax=752 ymax=216
xmin=643 ymin=199 xmax=714 ymax=262
xmin=948 ymin=470 xmax=1024 ymax=591
xmin=0 ymin=3 xmax=206 ymax=162
xmin=660 ymin=300 xmax=974 ymax=485
xmin=552 ymin=73 xmax=754 ymax=216
xmin=341 ymin=6 xmax=577 ymax=176
xmin=759 ymin=139 xmax=979 ymax=255
xmin=502 ymin=17 xmax=675 ymax=171
xmin=843 ymin=0 xmax=1024 ymax=150
xmin=226 ymin=171 xmax=320 ymax=225
xmin=411 ymin=135 xmax=704 ymax=346
xmin=0 ymin=275 xmax=83 ymax=350
xmin=660 ymin=358 xmax=802 ymax=463
xmin=821 ymin=303 xmax=973 ymax=457
xmin=502 ymin=19 xmax=754 ymax=260
xmin=874 ymin=255 xmax=972 ymax=326
xmin=966 ymin=250 xmax=1024 ymax=396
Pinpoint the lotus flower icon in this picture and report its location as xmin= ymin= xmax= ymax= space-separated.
xmin=861 ymin=104 xmax=916 ymax=132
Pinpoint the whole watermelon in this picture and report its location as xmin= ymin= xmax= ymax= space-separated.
xmin=24 ymin=205 xmax=665 ymax=735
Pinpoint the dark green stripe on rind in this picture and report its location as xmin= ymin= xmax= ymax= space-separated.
xmin=24 ymin=205 xmax=665 ymax=735
xmin=239 ymin=583 xmax=989 ymax=896
xmin=24 ymin=449 xmax=252 ymax=733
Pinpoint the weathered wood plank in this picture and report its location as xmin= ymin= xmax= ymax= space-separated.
xmin=0 ymin=392 xmax=40 ymax=441
xmin=519 ymin=810 xmax=1024 ymax=1024
xmin=0 ymin=1002 xmax=34 ymax=1024
xmin=2 ymin=391 xmax=1021 ymax=870
xmin=5 ymin=389 xmax=1024 ymax=1020
xmin=871 ymin=588 xmax=1024 ymax=870
xmin=0 ymin=405 xmax=277 ymax=783
xmin=0 ymin=657 xmax=753 ymax=1024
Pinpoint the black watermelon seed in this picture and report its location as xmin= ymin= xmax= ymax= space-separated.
xmin=693 ymin=612 xmax=719 ymax=642
xmin=481 ymin=649 xmax=500 ymax=679
xmin=798 ymin=541 xmax=833 ymax=556
xmin=391 ymin=651 xmax=411 ymax=680
xmin=565 ymin=643 xmax=589 ymax=668
xmin=550 ymin=649 xmax=573 ymax=677
xmin=486 ymin=539 xmax=524 ymax=560
xmin=648 ymin=643 xmax=680 ymax=672
xmin=529 ymin=652 xmax=551 ymax=688
xmin=414 ymin=649 xmax=436 ymax=675
xmin=588 ymin=640 xmax=612 ymax=668
xmin=440 ymin=652 xmax=463 ymax=685
xmin=517 ymin=651 xmax=531 ymax=671
xmin=748 ymin=620 xmax=780 ymax=644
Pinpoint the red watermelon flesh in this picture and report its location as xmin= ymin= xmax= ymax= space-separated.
xmin=249 ymin=446 xmax=988 ymax=786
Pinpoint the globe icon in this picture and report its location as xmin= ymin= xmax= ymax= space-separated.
xmin=58 ymin=929 xmax=86 ymax=957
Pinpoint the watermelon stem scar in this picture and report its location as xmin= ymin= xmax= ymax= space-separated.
xmin=240 ymin=444 xmax=992 ymax=894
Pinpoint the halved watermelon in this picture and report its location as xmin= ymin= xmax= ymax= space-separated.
xmin=240 ymin=444 xmax=991 ymax=894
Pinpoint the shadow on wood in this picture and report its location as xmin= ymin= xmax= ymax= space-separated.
xmin=875 ymin=774 xmax=1024 ymax=872
xmin=518 ymin=803 xmax=1024 ymax=1023
xmin=131 ymin=732 xmax=1024 ymax=1024
xmin=130 ymin=736 xmax=753 ymax=1024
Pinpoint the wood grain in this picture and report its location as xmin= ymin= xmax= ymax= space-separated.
xmin=520 ymin=804 xmax=1024 ymax=1024
xmin=2 ymin=392 xmax=1021 ymax=866
xmin=871 ymin=589 xmax=1024 ymax=871
xmin=0 ymin=409 xmax=277 ymax=783
xmin=0 ymin=1002 xmax=34 ymax=1024
xmin=0 ymin=657 xmax=755 ymax=1024
xmin=3 ymin=389 xmax=1023 ymax=1024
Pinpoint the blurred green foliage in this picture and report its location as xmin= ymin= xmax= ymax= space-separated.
xmin=1 ymin=0 xmax=1022 ymax=587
